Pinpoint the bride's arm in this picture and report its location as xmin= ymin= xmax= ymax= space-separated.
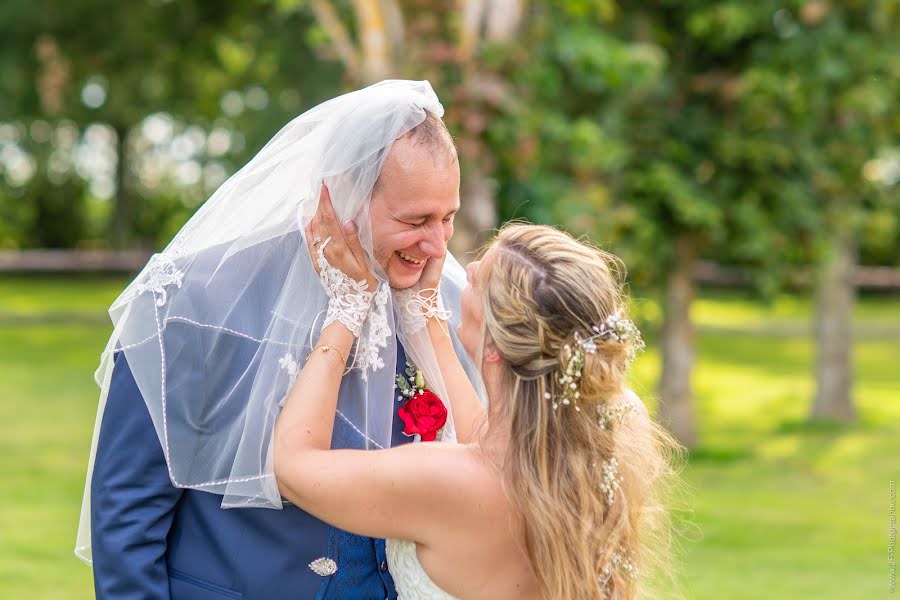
xmin=274 ymin=303 xmax=477 ymax=545
xmin=274 ymin=319 xmax=353 ymax=459
xmin=274 ymin=315 xmax=477 ymax=543
xmin=423 ymin=312 xmax=484 ymax=443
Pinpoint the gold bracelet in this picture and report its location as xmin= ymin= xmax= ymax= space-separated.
xmin=305 ymin=344 xmax=348 ymax=366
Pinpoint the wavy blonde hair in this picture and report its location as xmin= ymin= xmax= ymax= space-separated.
xmin=479 ymin=223 xmax=683 ymax=599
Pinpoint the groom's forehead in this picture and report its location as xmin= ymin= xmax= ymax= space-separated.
xmin=375 ymin=146 xmax=460 ymax=217
xmin=380 ymin=135 xmax=458 ymax=180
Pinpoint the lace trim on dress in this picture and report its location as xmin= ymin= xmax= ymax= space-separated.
xmin=385 ymin=538 xmax=457 ymax=599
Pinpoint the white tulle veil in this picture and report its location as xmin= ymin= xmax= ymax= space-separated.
xmin=76 ymin=80 xmax=483 ymax=563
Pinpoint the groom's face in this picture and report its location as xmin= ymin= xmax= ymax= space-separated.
xmin=369 ymin=137 xmax=460 ymax=290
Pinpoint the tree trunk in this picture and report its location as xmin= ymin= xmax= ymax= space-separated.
xmin=659 ymin=234 xmax=698 ymax=448
xmin=354 ymin=0 xmax=392 ymax=83
xmin=450 ymin=162 xmax=496 ymax=261
xmin=810 ymin=226 xmax=857 ymax=422
xmin=110 ymin=124 xmax=131 ymax=249
xmin=377 ymin=0 xmax=404 ymax=66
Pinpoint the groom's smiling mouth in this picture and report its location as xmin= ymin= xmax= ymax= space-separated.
xmin=397 ymin=250 xmax=426 ymax=266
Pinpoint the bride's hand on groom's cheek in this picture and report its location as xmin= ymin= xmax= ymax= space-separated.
xmin=419 ymin=248 xmax=446 ymax=291
xmin=305 ymin=183 xmax=377 ymax=290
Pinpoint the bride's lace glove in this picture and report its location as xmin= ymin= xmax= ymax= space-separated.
xmin=305 ymin=184 xmax=378 ymax=338
xmin=394 ymin=286 xmax=451 ymax=334
xmin=316 ymin=238 xmax=375 ymax=337
xmin=394 ymin=244 xmax=451 ymax=335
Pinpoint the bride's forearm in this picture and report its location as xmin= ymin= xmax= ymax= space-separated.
xmin=274 ymin=324 xmax=353 ymax=467
xmin=425 ymin=317 xmax=484 ymax=443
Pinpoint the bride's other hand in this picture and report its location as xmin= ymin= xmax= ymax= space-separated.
xmin=418 ymin=243 xmax=446 ymax=292
xmin=305 ymin=183 xmax=377 ymax=290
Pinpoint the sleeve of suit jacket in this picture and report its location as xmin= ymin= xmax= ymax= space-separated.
xmin=90 ymin=350 xmax=184 ymax=599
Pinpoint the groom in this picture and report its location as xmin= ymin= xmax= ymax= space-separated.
xmin=90 ymin=111 xmax=465 ymax=599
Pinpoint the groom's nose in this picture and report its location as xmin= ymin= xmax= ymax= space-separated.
xmin=418 ymin=223 xmax=447 ymax=258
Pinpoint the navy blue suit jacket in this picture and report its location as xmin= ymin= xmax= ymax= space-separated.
xmin=91 ymin=343 xmax=414 ymax=600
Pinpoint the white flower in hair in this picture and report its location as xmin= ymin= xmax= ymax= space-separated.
xmin=582 ymin=310 xmax=645 ymax=363
xmin=598 ymin=547 xmax=639 ymax=591
xmin=550 ymin=311 xmax=645 ymax=410
xmin=554 ymin=343 xmax=585 ymax=410
xmin=598 ymin=457 xmax=622 ymax=507
xmin=597 ymin=401 xmax=639 ymax=431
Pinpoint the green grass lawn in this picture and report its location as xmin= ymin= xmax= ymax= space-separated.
xmin=1 ymin=276 xmax=898 ymax=598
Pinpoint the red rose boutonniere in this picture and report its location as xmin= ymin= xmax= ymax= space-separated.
xmin=398 ymin=389 xmax=447 ymax=442
xmin=396 ymin=362 xmax=447 ymax=442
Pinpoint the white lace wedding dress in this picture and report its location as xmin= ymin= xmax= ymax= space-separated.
xmin=385 ymin=538 xmax=457 ymax=600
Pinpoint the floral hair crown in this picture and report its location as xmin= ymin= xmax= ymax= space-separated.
xmin=547 ymin=311 xmax=645 ymax=412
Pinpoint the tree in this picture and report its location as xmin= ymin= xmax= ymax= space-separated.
xmin=730 ymin=1 xmax=899 ymax=422
xmin=480 ymin=1 xmax=739 ymax=448
xmin=476 ymin=0 xmax=895 ymax=447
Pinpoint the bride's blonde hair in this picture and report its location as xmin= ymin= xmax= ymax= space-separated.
xmin=480 ymin=223 xmax=683 ymax=599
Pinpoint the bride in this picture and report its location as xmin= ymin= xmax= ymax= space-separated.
xmin=274 ymin=191 xmax=681 ymax=599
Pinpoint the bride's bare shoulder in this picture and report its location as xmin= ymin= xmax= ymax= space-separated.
xmin=392 ymin=441 xmax=492 ymax=475
xmin=389 ymin=442 xmax=509 ymax=549
xmin=391 ymin=441 xmax=503 ymax=504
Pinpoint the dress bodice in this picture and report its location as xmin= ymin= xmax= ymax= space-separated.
xmin=385 ymin=538 xmax=457 ymax=600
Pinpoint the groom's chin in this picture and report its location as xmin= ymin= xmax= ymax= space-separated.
xmin=386 ymin=268 xmax=423 ymax=291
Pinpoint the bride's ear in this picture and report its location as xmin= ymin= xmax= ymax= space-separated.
xmin=482 ymin=340 xmax=503 ymax=365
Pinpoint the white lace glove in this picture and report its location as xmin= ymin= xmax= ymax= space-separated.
xmin=316 ymin=237 xmax=375 ymax=337
xmin=394 ymin=286 xmax=452 ymax=335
